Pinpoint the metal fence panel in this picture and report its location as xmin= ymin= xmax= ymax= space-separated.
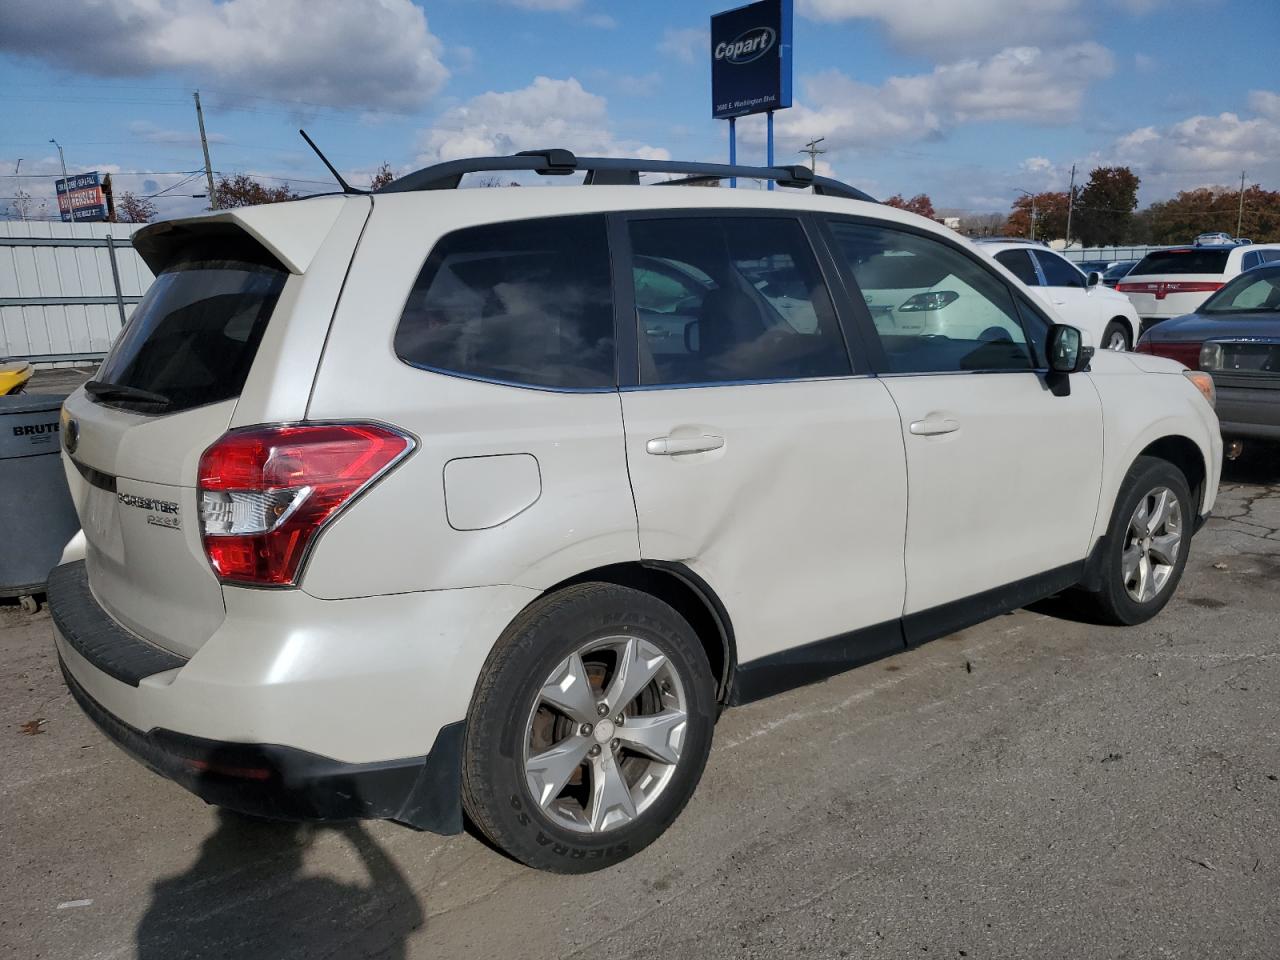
xmin=0 ymin=221 xmax=152 ymax=365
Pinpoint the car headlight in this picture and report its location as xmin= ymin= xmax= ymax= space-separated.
xmin=1183 ymin=369 xmax=1216 ymax=408
xmin=1199 ymin=342 xmax=1223 ymax=371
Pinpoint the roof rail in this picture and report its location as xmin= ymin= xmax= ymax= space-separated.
xmin=376 ymin=150 xmax=876 ymax=202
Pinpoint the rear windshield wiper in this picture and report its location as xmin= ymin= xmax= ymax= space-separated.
xmin=84 ymin=380 xmax=171 ymax=407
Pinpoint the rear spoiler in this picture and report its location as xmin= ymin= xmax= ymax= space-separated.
xmin=132 ymin=195 xmax=363 ymax=275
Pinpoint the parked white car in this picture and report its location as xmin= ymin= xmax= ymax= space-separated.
xmin=978 ymin=239 xmax=1142 ymax=350
xmin=1118 ymin=243 xmax=1280 ymax=330
xmin=50 ymin=153 xmax=1222 ymax=873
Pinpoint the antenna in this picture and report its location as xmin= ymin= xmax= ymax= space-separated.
xmin=299 ymin=129 xmax=365 ymax=194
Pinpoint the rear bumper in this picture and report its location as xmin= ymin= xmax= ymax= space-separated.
xmin=61 ymin=658 xmax=465 ymax=832
xmin=48 ymin=559 xmax=538 ymax=833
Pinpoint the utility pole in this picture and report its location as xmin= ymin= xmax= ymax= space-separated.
xmin=799 ymin=137 xmax=826 ymax=173
xmin=1064 ymin=163 xmax=1077 ymax=247
xmin=1015 ymin=188 xmax=1037 ymax=242
xmin=13 ymin=159 xmax=24 ymax=221
xmin=49 ymin=139 xmax=69 ymax=222
xmin=194 ymin=90 xmax=218 ymax=210
xmin=1236 ymin=170 xmax=1246 ymax=237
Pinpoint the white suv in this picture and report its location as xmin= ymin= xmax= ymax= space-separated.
xmin=50 ymin=153 xmax=1222 ymax=873
xmin=978 ymin=240 xmax=1142 ymax=351
xmin=1118 ymin=243 xmax=1280 ymax=330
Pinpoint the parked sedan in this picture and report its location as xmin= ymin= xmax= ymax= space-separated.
xmin=1101 ymin=259 xmax=1139 ymax=288
xmin=1137 ymin=262 xmax=1280 ymax=449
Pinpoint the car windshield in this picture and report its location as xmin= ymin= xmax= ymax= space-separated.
xmin=1103 ymin=261 xmax=1136 ymax=279
xmin=1200 ymin=267 xmax=1280 ymax=314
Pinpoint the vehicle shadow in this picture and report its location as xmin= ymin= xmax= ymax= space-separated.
xmin=135 ymin=805 xmax=424 ymax=960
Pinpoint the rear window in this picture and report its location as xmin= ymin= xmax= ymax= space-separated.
xmin=1130 ymin=249 xmax=1231 ymax=276
xmin=394 ymin=214 xmax=615 ymax=389
xmin=94 ymin=258 xmax=287 ymax=413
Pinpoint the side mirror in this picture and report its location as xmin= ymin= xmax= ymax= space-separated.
xmin=1086 ymin=271 xmax=1101 ymax=288
xmin=1047 ymin=323 xmax=1092 ymax=374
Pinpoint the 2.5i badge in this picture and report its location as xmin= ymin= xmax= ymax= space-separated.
xmin=117 ymin=492 xmax=182 ymax=531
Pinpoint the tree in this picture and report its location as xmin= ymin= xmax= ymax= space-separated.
xmin=1074 ymin=166 xmax=1141 ymax=246
xmin=884 ymin=193 xmax=936 ymax=219
xmin=1142 ymin=185 xmax=1280 ymax=244
xmin=111 ymin=191 xmax=157 ymax=223
xmin=1004 ymin=191 xmax=1070 ymax=241
xmin=213 ymin=173 xmax=298 ymax=209
xmin=370 ymin=162 xmax=395 ymax=190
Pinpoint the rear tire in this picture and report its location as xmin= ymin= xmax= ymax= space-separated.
xmin=461 ymin=582 xmax=716 ymax=873
xmin=1078 ymin=456 xmax=1193 ymax=626
xmin=1103 ymin=320 xmax=1131 ymax=351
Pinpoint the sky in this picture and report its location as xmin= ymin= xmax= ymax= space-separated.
xmin=1 ymin=0 xmax=1278 ymax=220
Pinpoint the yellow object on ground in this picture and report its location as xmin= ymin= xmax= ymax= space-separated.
xmin=0 ymin=360 xmax=34 ymax=395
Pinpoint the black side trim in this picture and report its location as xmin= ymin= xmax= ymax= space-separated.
xmin=641 ymin=559 xmax=739 ymax=702
xmin=61 ymin=659 xmax=465 ymax=834
xmin=729 ymin=561 xmax=1086 ymax=705
xmin=47 ymin=561 xmax=187 ymax=686
xmin=730 ymin=621 xmax=904 ymax=706
xmin=902 ymin=561 xmax=1084 ymax=647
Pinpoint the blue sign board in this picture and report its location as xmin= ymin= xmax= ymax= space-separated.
xmin=711 ymin=0 xmax=792 ymax=120
xmin=55 ymin=172 xmax=109 ymax=223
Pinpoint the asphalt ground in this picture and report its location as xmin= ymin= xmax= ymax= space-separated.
xmin=2 ymin=449 xmax=1278 ymax=960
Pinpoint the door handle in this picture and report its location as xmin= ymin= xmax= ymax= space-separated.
xmin=908 ymin=417 xmax=960 ymax=437
xmin=646 ymin=435 xmax=725 ymax=456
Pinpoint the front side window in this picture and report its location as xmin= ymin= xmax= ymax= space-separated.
xmin=394 ymin=215 xmax=614 ymax=389
xmin=1035 ymin=251 xmax=1087 ymax=288
xmin=828 ymin=221 xmax=1038 ymax=374
xmin=994 ymin=249 xmax=1040 ymax=286
xmin=627 ymin=217 xmax=850 ymax=386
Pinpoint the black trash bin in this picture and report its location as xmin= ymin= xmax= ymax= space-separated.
xmin=0 ymin=394 xmax=80 ymax=610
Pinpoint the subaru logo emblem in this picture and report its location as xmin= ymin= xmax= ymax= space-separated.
xmin=714 ymin=26 xmax=776 ymax=65
xmin=64 ymin=417 xmax=79 ymax=455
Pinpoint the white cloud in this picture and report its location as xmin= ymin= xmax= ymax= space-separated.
xmin=0 ymin=0 xmax=449 ymax=112
xmin=1022 ymin=156 xmax=1053 ymax=173
xmin=797 ymin=0 xmax=1082 ymax=56
xmin=415 ymin=77 xmax=669 ymax=165
xmin=658 ymin=27 xmax=709 ymax=65
xmin=1249 ymin=89 xmax=1280 ymax=121
xmin=738 ymin=44 xmax=1114 ymax=152
xmin=128 ymin=121 xmax=229 ymax=146
xmin=585 ymin=13 xmax=618 ymax=28
xmin=1112 ymin=109 xmax=1280 ymax=181
xmin=1133 ymin=52 xmax=1156 ymax=73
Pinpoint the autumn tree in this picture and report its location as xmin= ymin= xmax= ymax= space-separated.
xmin=213 ymin=174 xmax=298 ymax=209
xmin=1004 ymin=191 xmax=1070 ymax=241
xmin=111 ymin=191 xmax=158 ymax=223
xmin=1074 ymin=166 xmax=1141 ymax=246
xmin=884 ymin=193 xmax=937 ymax=219
xmin=370 ymin=162 xmax=395 ymax=190
xmin=1142 ymin=185 xmax=1280 ymax=244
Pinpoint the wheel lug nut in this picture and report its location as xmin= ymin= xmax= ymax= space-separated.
xmin=580 ymin=723 xmax=593 ymax=736
xmin=615 ymin=714 xmax=624 ymax=725
xmin=588 ymin=745 xmax=601 ymax=757
xmin=611 ymin=739 xmax=620 ymax=750
xmin=596 ymin=703 xmax=609 ymax=716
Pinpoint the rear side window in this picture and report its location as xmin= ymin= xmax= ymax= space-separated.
xmin=1131 ymin=249 xmax=1231 ymax=275
xmin=95 ymin=258 xmax=287 ymax=413
xmin=394 ymin=215 xmax=614 ymax=389
xmin=994 ymin=249 xmax=1040 ymax=286
xmin=627 ymin=217 xmax=850 ymax=386
xmin=1035 ymin=251 xmax=1086 ymax=288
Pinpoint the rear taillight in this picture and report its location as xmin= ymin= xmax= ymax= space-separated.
xmin=1117 ymin=280 xmax=1223 ymax=299
xmin=1117 ymin=281 xmax=1153 ymax=293
xmin=1134 ymin=340 xmax=1202 ymax=369
xmin=197 ymin=423 xmax=414 ymax=586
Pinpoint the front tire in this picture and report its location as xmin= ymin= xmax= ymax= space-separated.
xmin=1103 ymin=320 xmax=1131 ymax=351
xmin=461 ymin=582 xmax=716 ymax=873
xmin=1079 ymin=456 xmax=1193 ymax=625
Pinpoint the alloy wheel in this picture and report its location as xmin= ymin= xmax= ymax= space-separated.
xmin=523 ymin=635 xmax=688 ymax=834
xmin=1122 ymin=486 xmax=1183 ymax=603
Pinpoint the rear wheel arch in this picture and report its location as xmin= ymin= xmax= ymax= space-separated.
xmin=542 ymin=562 xmax=737 ymax=707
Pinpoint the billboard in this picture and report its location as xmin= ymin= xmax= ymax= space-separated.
xmin=55 ymin=172 xmax=110 ymax=223
xmin=711 ymin=0 xmax=792 ymax=120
